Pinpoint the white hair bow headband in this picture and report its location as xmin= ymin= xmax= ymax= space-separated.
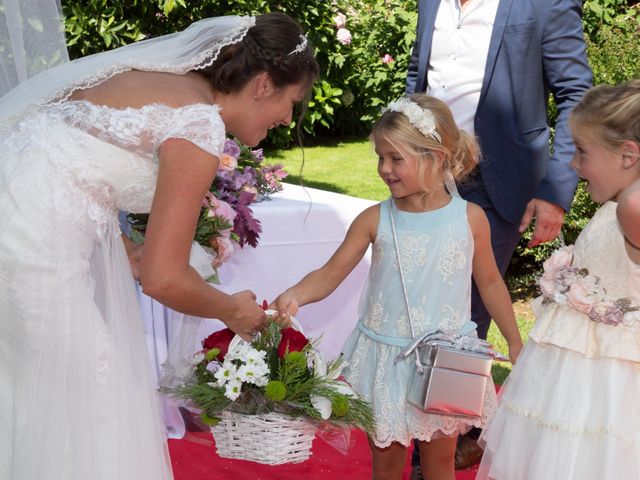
xmin=384 ymin=97 xmax=442 ymax=143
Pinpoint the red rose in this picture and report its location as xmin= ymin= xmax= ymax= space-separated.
xmin=202 ymin=328 xmax=235 ymax=361
xmin=277 ymin=328 xmax=309 ymax=358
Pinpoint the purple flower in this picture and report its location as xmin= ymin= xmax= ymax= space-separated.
xmin=223 ymin=139 xmax=241 ymax=159
xmin=589 ymin=303 xmax=624 ymax=325
xmin=251 ymin=148 xmax=264 ymax=162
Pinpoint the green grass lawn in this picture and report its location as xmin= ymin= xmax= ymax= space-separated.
xmin=266 ymin=137 xmax=388 ymax=201
xmin=267 ymin=137 xmax=534 ymax=383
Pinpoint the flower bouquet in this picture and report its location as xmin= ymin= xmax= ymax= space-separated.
xmin=127 ymin=139 xmax=288 ymax=283
xmin=163 ymin=312 xmax=375 ymax=465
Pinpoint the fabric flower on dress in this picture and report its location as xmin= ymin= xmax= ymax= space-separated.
xmin=539 ymin=246 xmax=639 ymax=326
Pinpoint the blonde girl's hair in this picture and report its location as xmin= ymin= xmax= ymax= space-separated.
xmin=569 ymin=79 xmax=640 ymax=150
xmin=371 ymin=94 xmax=479 ymax=194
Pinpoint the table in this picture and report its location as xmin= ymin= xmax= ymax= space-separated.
xmin=136 ymin=184 xmax=376 ymax=437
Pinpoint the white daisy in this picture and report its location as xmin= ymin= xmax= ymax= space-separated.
xmin=224 ymin=380 xmax=243 ymax=401
xmin=214 ymin=361 xmax=238 ymax=386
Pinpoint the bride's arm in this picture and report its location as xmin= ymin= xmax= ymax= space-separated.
xmin=140 ymin=137 xmax=266 ymax=340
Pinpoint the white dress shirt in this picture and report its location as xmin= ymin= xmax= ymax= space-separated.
xmin=426 ymin=0 xmax=499 ymax=135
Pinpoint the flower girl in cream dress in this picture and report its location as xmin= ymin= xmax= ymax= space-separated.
xmin=479 ymin=80 xmax=640 ymax=479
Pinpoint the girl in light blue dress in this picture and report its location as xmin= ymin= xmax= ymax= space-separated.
xmin=273 ymin=94 xmax=522 ymax=480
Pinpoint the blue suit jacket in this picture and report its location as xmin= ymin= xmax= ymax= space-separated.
xmin=406 ymin=0 xmax=593 ymax=223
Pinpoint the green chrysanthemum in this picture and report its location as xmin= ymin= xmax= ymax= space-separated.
xmin=331 ymin=396 xmax=349 ymax=417
xmin=205 ymin=347 xmax=221 ymax=362
xmin=200 ymin=413 xmax=220 ymax=426
xmin=265 ymin=380 xmax=287 ymax=401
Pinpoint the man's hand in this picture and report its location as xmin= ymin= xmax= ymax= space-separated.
xmin=519 ymin=198 xmax=565 ymax=247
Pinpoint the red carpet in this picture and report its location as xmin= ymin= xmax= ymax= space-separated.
xmin=168 ymin=428 xmax=479 ymax=479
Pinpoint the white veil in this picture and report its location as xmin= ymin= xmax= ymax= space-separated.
xmin=0 ymin=0 xmax=69 ymax=96
xmin=0 ymin=13 xmax=255 ymax=126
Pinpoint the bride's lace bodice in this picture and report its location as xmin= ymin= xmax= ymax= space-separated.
xmin=5 ymin=101 xmax=226 ymax=238
xmin=47 ymin=100 xmax=226 ymax=160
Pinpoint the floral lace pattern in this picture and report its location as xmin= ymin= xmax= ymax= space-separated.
xmin=12 ymin=102 xmax=226 ymax=239
xmin=437 ymin=237 xmax=469 ymax=284
xmin=396 ymin=233 xmax=430 ymax=274
xmin=48 ymin=101 xmax=226 ymax=160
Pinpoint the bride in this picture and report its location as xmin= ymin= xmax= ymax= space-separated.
xmin=0 ymin=6 xmax=318 ymax=479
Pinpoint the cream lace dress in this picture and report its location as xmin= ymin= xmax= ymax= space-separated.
xmin=0 ymin=100 xmax=225 ymax=479
xmin=478 ymin=202 xmax=640 ymax=479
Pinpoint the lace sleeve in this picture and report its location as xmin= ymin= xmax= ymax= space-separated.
xmin=159 ymin=104 xmax=226 ymax=158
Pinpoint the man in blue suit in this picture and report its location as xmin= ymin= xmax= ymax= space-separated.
xmin=406 ymin=0 xmax=592 ymax=474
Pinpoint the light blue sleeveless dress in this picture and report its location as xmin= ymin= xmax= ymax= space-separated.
xmin=342 ymin=197 xmax=497 ymax=447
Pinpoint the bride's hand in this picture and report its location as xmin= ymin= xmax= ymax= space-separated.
xmin=121 ymin=234 xmax=143 ymax=281
xmin=224 ymin=290 xmax=267 ymax=342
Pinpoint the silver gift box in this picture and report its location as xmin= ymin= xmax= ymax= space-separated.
xmin=407 ymin=345 xmax=492 ymax=418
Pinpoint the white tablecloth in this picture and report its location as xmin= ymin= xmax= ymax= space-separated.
xmin=135 ymin=184 xmax=375 ymax=436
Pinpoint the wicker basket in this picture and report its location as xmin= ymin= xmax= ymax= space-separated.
xmin=211 ymin=410 xmax=317 ymax=464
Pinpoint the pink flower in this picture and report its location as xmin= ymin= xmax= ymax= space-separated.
xmin=242 ymin=185 xmax=258 ymax=197
xmin=208 ymin=197 xmax=237 ymax=225
xmin=589 ymin=303 xmax=624 ymax=325
xmin=333 ymin=12 xmax=347 ymax=28
xmin=381 ymin=54 xmax=394 ymax=64
xmin=336 ymin=28 xmax=352 ymax=46
xmin=219 ymin=153 xmax=238 ymax=172
xmin=543 ymin=245 xmax=574 ymax=275
xmin=538 ymin=271 xmax=557 ymax=297
xmin=566 ymin=278 xmax=606 ymax=314
xmin=210 ymin=235 xmax=235 ymax=268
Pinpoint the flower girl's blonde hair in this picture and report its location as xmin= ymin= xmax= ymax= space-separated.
xmin=570 ymin=79 xmax=640 ymax=151
xmin=371 ymin=94 xmax=479 ymax=194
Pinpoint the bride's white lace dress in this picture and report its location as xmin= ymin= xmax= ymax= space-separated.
xmin=0 ymin=100 xmax=225 ymax=479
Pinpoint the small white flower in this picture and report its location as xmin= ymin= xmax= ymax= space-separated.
xmin=224 ymin=380 xmax=243 ymax=401
xmin=192 ymin=352 xmax=205 ymax=365
xmin=243 ymin=347 xmax=267 ymax=365
xmin=225 ymin=343 xmax=249 ymax=362
xmin=236 ymin=363 xmax=269 ymax=385
xmin=332 ymin=381 xmax=356 ymax=397
xmin=310 ymin=395 xmax=332 ymax=420
xmin=214 ymin=362 xmax=238 ymax=386
xmin=254 ymin=375 xmax=269 ymax=387
xmin=623 ymin=310 xmax=640 ymax=326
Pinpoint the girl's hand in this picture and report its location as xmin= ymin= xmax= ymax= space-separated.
xmin=224 ymin=290 xmax=267 ymax=342
xmin=269 ymin=291 xmax=300 ymax=328
xmin=507 ymin=340 xmax=524 ymax=365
